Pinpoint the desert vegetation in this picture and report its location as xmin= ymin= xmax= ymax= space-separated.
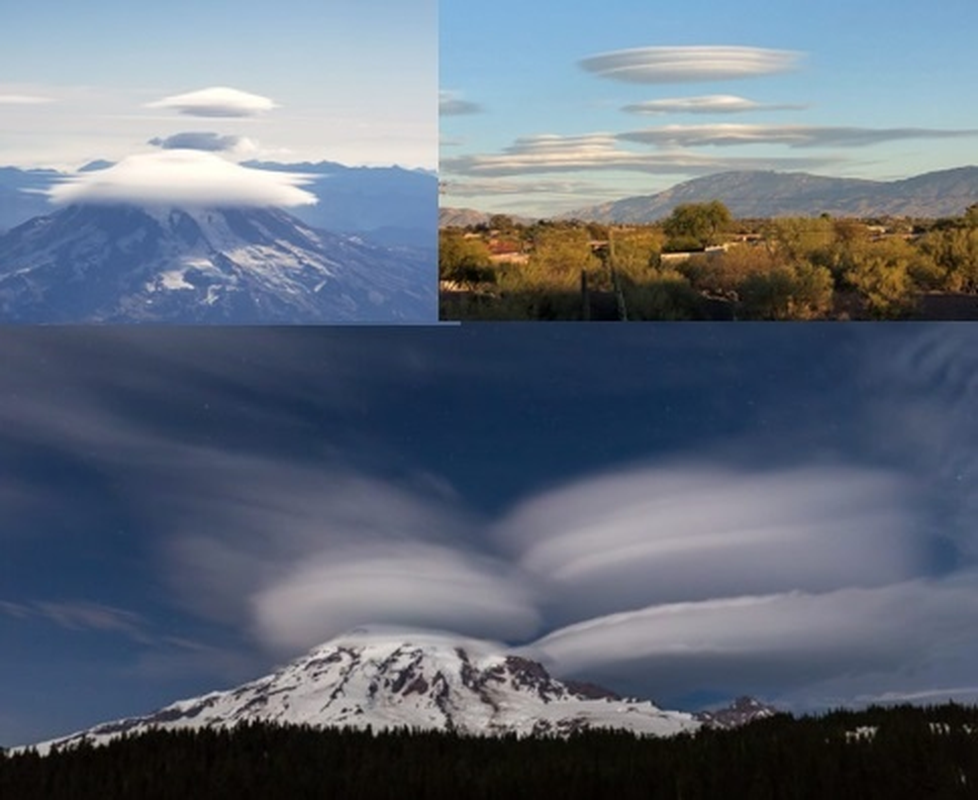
xmin=439 ymin=202 xmax=978 ymax=320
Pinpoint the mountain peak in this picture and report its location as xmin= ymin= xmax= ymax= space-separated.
xmin=25 ymin=631 xmax=702 ymax=754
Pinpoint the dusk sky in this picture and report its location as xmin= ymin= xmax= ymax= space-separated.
xmin=441 ymin=0 xmax=978 ymax=215
xmin=2 ymin=324 xmax=977 ymax=748
xmin=0 ymin=0 xmax=436 ymax=171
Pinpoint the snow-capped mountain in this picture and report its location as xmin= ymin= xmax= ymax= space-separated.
xmin=692 ymin=696 xmax=779 ymax=729
xmin=27 ymin=629 xmax=704 ymax=754
xmin=0 ymin=203 xmax=435 ymax=323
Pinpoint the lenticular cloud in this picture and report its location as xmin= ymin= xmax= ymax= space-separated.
xmin=146 ymin=87 xmax=277 ymax=118
xmin=579 ymin=46 xmax=803 ymax=84
xmin=47 ymin=150 xmax=317 ymax=208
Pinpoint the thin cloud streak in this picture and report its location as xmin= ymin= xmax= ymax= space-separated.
xmin=623 ymin=95 xmax=807 ymax=115
xmin=618 ymin=124 xmax=978 ymax=148
xmin=579 ymin=46 xmax=804 ymax=84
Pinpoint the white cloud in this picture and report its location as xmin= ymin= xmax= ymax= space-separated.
xmin=440 ymin=90 xmax=483 ymax=116
xmin=496 ymin=462 xmax=922 ymax=622
xmin=618 ymin=124 xmax=978 ymax=148
xmin=146 ymin=86 xmax=277 ymax=118
xmin=251 ymin=542 xmax=539 ymax=652
xmin=579 ymin=46 xmax=804 ymax=84
xmin=46 ymin=150 xmax=317 ymax=208
xmin=622 ymin=95 xmax=806 ymax=115
xmin=148 ymin=132 xmax=257 ymax=155
xmin=528 ymin=573 xmax=978 ymax=700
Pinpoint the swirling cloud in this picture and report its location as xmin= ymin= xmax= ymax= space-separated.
xmin=46 ymin=150 xmax=317 ymax=208
xmin=579 ymin=46 xmax=804 ymax=84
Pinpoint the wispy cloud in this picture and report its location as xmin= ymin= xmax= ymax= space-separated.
xmin=146 ymin=87 xmax=277 ymax=118
xmin=148 ymin=132 xmax=257 ymax=155
xmin=0 ymin=94 xmax=54 ymax=105
xmin=0 ymin=599 xmax=149 ymax=641
xmin=46 ymin=150 xmax=317 ymax=207
xmin=440 ymin=90 xmax=483 ymax=116
xmin=622 ymin=95 xmax=807 ymax=115
xmin=618 ymin=124 xmax=978 ymax=148
xmin=579 ymin=46 xmax=804 ymax=84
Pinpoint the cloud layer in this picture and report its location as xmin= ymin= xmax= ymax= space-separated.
xmin=46 ymin=150 xmax=317 ymax=208
xmin=579 ymin=46 xmax=804 ymax=84
xmin=146 ymin=87 xmax=277 ymax=118
xmin=441 ymin=133 xmax=837 ymax=176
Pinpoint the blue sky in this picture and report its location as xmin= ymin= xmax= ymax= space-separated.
xmin=0 ymin=0 xmax=436 ymax=170
xmin=441 ymin=0 xmax=978 ymax=215
xmin=2 ymin=324 xmax=978 ymax=747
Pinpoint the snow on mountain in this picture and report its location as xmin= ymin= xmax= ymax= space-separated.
xmin=25 ymin=628 xmax=703 ymax=754
xmin=0 ymin=204 xmax=435 ymax=323
xmin=692 ymin=696 xmax=779 ymax=729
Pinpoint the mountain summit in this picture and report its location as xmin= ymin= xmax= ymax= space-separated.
xmin=0 ymin=203 xmax=435 ymax=323
xmin=28 ymin=628 xmax=707 ymax=754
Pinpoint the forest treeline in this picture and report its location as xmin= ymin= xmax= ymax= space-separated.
xmin=439 ymin=202 xmax=978 ymax=320
xmin=4 ymin=702 xmax=978 ymax=799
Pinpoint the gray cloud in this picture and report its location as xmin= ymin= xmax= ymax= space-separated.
xmin=148 ymin=132 xmax=257 ymax=154
xmin=622 ymin=95 xmax=807 ymax=115
xmin=579 ymin=46 xmax=804 ymax=84
xmin=618 ymin=124 xmax=978 ymax=148
xmin=146 ymin=86 xmax=277 ymax=118
xmin=440 ymin=91 xmax=483 ymax=116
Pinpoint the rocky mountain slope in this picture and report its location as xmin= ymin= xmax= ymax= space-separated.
xmin=0 ymin=203 xmax=435 ymax=322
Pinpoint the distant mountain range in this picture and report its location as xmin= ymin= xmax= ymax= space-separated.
xmin=438 ymin=207 xmax=537 ymax=228
xmin=0 ymin=204 xmax=435 ymax=323
xmin=23 ymin=629 xmax=776 ymax=754
xmin=0 ymin=160 xmax=436 ymax=249
xmin=560 ymin=167 xmax=978 ymax=222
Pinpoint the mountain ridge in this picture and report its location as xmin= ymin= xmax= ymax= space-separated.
xmin=561 ymin=166 xmax=978 ymax=222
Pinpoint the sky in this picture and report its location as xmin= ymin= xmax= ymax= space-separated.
xmin=440 ymin=0 xmax=978 ymax=215
xmin=2 ymin=323 xmax=978 ymax=747
xmin=0 ymin=0 xmax=436 ymax=171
